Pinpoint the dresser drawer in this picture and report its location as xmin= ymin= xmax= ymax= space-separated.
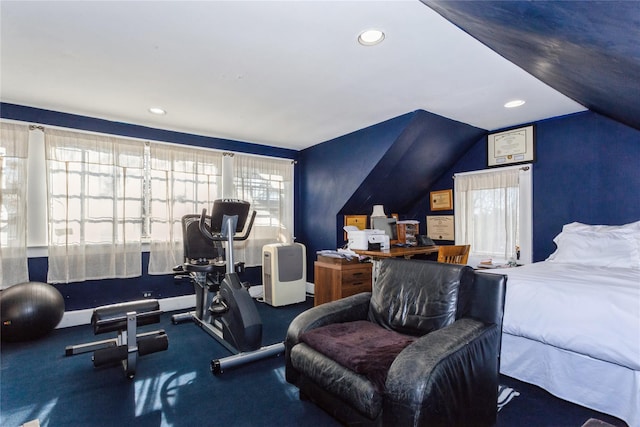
xmin=341 ymin=268 xmax=371 ymax=285
xmin=341 ymin=281 xmax=371 ymax=298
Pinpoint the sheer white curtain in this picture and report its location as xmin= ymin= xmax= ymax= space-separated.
xmin=0 ymin=123 xmax=30 ymax=288
xmin=454 ymin=166 xmax=526 ymax=263
xmin=147 ymin=143 xmax=222 ymax=274
xmin=45 ymin=129 xmax=144 ymax=283
xmin=232 ymin=154 xmax=294 ymax=266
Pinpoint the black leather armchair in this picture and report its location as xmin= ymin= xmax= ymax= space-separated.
xmin=285 ymin=258 xmax=507 ymax=426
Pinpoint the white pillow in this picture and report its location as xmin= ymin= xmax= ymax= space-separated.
xmin=547 ymin=228 xmax=640 ymax=269
xmin=562 ymin=220 xmax=640 ymax=233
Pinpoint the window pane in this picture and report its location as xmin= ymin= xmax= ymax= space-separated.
xmin=45 ymin=129 xmax=144 ymax=282
xmin=454 ymin=166 xmax=528 ymax=263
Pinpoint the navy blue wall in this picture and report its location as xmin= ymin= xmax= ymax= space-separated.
xmin=299 ymin=109 xmax=639 ymax=273
xmin=298 ymin=110 xmax=485 ymax=278
xmin=532 ymin=112 xmax=640 ymax=258
xmin=297 ymin=113 xmax=413 ymax=263
xmin=5 ymin=102 xmax=640 ymax=309
xmin=406 ymin=111 xmax=640 ymax=261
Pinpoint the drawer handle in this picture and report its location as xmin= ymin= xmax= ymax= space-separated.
xmin=350 ymin=282 xmax=363 ymax=286
xmin=352 ymin=272 xmax=363 ymax=276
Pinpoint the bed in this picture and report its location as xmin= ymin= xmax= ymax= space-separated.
xmin=488 ymin=221 xmax=640 ymax=427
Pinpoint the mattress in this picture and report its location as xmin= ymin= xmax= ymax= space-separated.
xmin=490 ymin=262 xmax=640 ymax=370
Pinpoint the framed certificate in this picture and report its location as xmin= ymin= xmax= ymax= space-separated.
xmin=426 ymin=215 xmax=454 ymax=241
xmin=487 ymin=125 xmax=535 ymax=167
xmin=430 ymin=189 xmax=453 ymax=211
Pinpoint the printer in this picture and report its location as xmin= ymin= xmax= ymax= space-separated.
xmin=345 ymin=227 xmax=390 ymax=250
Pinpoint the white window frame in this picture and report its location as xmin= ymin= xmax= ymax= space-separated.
xmin=454 ymin=164 xmax=532 ymax=266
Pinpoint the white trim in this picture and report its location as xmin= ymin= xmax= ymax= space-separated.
xmin=518 ymin=167 xmax=533 ymax=264
xmin=306 ymin=281 xmax=314 ymax=295
xmin=54 ymin=284 xmax=313 ymax=329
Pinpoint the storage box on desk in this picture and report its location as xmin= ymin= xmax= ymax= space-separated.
xmin=397 ymin=220 xmax=419 ymax=246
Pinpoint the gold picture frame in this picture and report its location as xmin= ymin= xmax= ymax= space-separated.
xmin=343 ymin=214 xmax=367 ymax=240
xmin=430 ymin=189 xmax=453 ymax=211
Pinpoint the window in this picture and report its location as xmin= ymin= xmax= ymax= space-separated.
xmin=232 ymin=153 xmax=294 ymax=266
xmin=0 ymin=123 xmax=30 ymax=288
xmin=147 ymin=142 xmax=223 ymax=274
xmin=45 ymin=129 xmax=144 ymax=283
xmin=454 ymin=165 xmax=532 ymax=265
xmin=12 ymin=121 xmax=295 ymax=282
xmin=146 ymin=148 xmax=295 ymax=273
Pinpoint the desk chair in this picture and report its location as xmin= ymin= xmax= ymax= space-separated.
xmin=437 ymin=244 xmax=471 ymax=265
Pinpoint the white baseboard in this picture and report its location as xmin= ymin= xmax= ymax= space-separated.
xmin=55 ymin=284 xmax=313 ymax=329
xmin=159 ymin=294 xmax=196 ymax=312
xmin=56 ymin=294 xmax=196 ymax=329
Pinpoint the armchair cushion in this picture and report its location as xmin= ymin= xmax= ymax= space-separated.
xmin=300 ymin=320 xmax=417 ymax=391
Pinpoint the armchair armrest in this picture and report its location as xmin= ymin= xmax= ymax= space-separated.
xmin=384 ymin=318 xmax=501 ymax=427
xmin=470 ymin=271 xmax=507 ymax=328
xmin=285 ymin=292 xmax=371 ymax=383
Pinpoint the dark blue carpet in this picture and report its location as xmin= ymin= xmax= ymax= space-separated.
xmin=0 ymin=296 xmax=627 ymax=426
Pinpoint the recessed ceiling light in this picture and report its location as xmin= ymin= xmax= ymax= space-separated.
xmin=358 ymin=29 xmax=385 ymax=46
xmin=148 ymin=107 xmax=166 ymax=115
xmin=504 ymin=100 xmax=526 ymax=108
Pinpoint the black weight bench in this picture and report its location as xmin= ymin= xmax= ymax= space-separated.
xmin=65 ymin=299 xmax=169 ymax=379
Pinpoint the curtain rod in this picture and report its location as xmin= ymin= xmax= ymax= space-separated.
xmin=453 ymin=164 xmax=530 ymax=179
xmin=14 ymin=120 xmax=296 ymax=164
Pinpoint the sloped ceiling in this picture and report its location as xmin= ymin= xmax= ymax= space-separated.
xmin=340 ymin=110 xmax=485 ymax=216
xmin=423 ymin=0 xmax=640 ymax=132
xmin=1 ymin=1 xmax=587 ymax=150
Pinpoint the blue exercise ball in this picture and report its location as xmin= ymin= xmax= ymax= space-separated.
xmin=0 ymin=282 xmax=65 ymax=342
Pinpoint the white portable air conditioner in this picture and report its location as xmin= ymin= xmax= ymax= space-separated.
xmin=262 ymin=243 xmax=306 ymax=307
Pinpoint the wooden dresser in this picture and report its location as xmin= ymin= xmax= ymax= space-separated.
xmin=313 ymin=255 xmax=372 ymax=306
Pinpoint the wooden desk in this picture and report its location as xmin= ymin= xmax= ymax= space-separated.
xmin=353 ymin=246 xmax=440 ymax=284
xmin=353 ymin=245 xmax=439 ymax=259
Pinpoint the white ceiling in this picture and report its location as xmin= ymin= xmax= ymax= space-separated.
xmin=0 ymin=0 xmax=585 ymax=150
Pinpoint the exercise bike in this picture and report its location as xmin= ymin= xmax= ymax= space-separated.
xmin=171 ymin=199 xmax=284 ymax=374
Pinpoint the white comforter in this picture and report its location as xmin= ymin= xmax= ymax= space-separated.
xmin=489 ymin=262 xmax=640 ymax=370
